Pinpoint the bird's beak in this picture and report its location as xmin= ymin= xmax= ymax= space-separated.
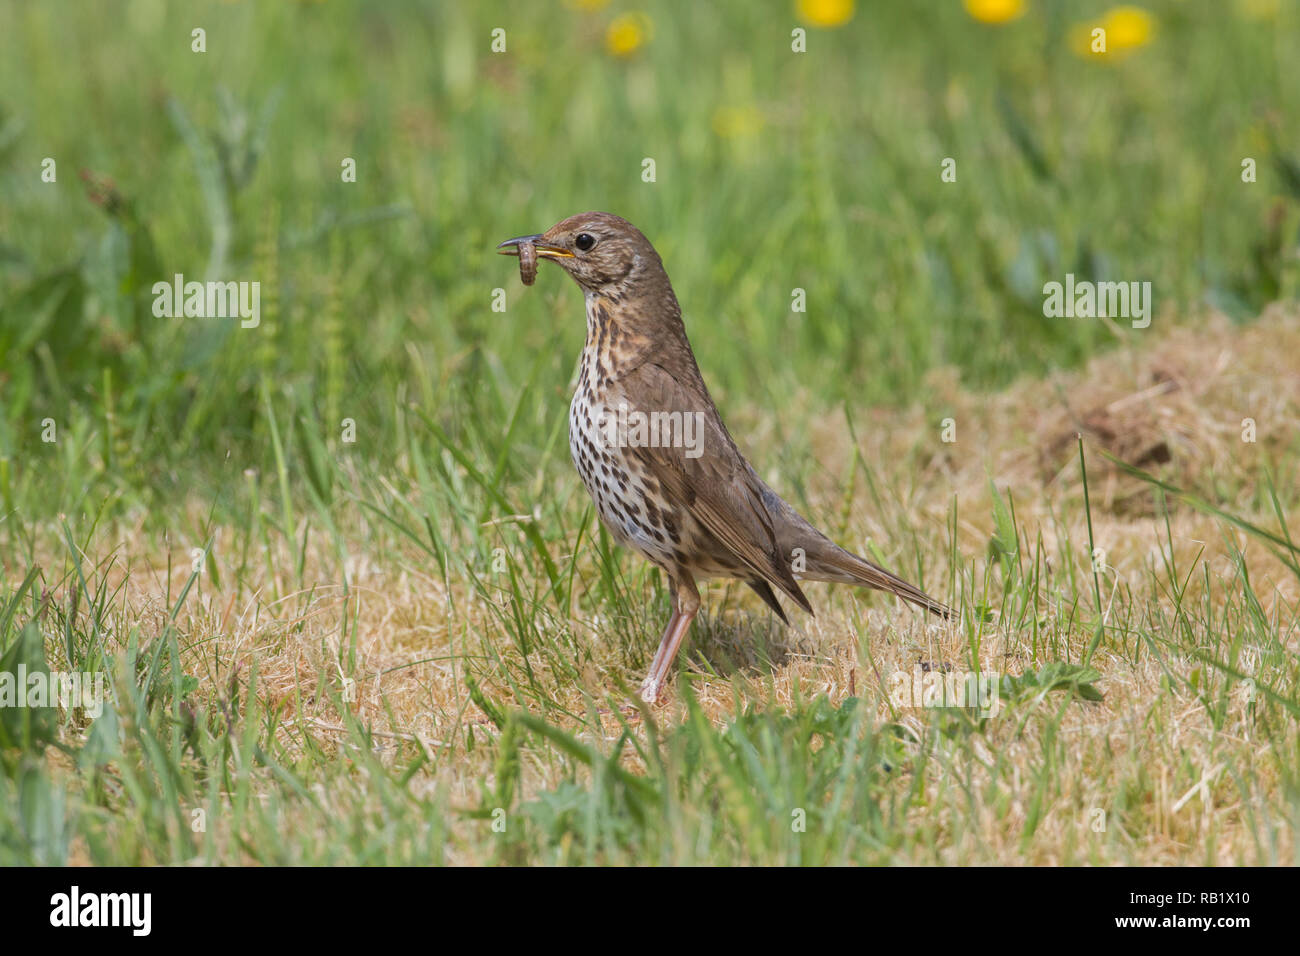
xmin=496 ymin=234 xmax=574 ymax=259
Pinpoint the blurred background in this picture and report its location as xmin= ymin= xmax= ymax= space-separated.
xmin=0 ymin=0 xmax=1296 ymax=516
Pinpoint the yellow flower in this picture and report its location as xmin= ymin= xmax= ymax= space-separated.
xmin=605 ymin=12 xmax=652 ymax=58
xmin=1071 ymin=5 xmax=1155 ymax=58
xmin=1105 ymin=6 xmax=1154 ymax=49
xmin=797 ymin=0 xmax=855 ymax=29
xmin=963 ymin=0 xmax=1026 ymax=25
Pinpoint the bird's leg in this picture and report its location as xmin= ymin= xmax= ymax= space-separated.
xmin=638 ymin=577 xmax=682 ymax=701
xmin=638 ymin=576 xmax=701 ymax=703
xmin=642 ymin=611 xmax=681 ymax=697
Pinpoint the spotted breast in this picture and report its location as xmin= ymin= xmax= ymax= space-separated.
xmin=568 ymin=298 xmax=684 ymax=570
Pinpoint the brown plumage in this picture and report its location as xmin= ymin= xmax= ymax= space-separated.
xmin=499 ymin=211 xmax=949 ymax=703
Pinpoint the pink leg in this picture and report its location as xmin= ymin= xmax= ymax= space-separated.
xmin=638 ymin=577 xmax=701 ymax=703
xmin=643 ymin=608 xmax=683 ymax=687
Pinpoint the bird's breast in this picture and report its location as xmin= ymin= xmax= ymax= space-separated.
xmin=568 ymin=373 xmax=685 ymax=569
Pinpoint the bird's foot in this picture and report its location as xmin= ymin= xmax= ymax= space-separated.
xmin=637 ymin=676 xmax=664 ymax=705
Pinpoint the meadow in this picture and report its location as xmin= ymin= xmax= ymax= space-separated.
xmin=1 ymin=0 xmax=1298 ymax=864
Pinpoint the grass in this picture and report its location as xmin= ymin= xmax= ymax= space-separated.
xmin=1 ymin=0 xmax=1298 ymax=864
xmin=4 ymin=308 xmax=1299 ymax=864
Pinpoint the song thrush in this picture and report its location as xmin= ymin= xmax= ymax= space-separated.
xmin=499 ymin=212 xmax=949 ymax=703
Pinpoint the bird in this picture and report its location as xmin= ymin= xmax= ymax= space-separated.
xmin=498 ymin=212 xmax=950 ymax=703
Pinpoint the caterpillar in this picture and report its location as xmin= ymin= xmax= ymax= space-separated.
xmin=518 ymin=240 xmax=537 ymax=286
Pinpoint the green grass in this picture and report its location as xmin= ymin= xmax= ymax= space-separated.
xmin=1 ymin=0 xmax=1298 ymax=864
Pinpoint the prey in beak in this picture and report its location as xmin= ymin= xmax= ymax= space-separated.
xmin=498 ymin=232 xmax=573 ymax=286
xmin=496 ymin=234 xmax=574 ymax=257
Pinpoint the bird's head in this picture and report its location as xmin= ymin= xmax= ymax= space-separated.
xmin=498 ymin=211 xmax=663 ymax=297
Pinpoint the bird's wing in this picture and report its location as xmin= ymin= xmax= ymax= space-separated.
xmin=613 ymin=362 xmax=812 ymax=615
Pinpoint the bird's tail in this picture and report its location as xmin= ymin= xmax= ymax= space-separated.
xmin=752 ymin=476 xmax=951 ymax=619
xmin=802 ymin=546 xmax=951 ymax=619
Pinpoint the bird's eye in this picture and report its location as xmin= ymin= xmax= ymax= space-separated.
xmin=575 ymin=233 xmax=597 ymax=252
